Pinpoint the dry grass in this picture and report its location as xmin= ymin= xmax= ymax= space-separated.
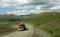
xmin=38 ymin=20 xmax=60 ymax=37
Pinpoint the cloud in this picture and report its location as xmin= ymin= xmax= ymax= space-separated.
xmin=7 ymin=9 xmax=44 ymax=15
xmin=7 ymin=10 xmax=32 ymax=15
xmin=27 ymin=0 xmax=60 ymax=12
xmin=15 ymin=5 xmax=36 ymax=10
xmin=35 ymin=5 xmax=43 ymax=10
xmin=1 ymin=0 xmax=30 ymax=4
xmin=54 ymin=0 xmax=60 ymax=5
xmin=0 ymin=0 xmax=60 ymax=15
xmin=50 ymin=5 xmax=60 ymax=10
xmin=0 ymin=0 xmax=31 ymax=8
xmin=0 ymin=0 xmax=56 ymax=8
xmin=27 ymin=0 xmax=53 ymax=5
xmin=30 ymin=10 xmax=44 ymax=14
xmin=0 ymin=0 xmax=60 ymax=9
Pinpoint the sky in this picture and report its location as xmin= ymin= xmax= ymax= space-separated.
xmin=0 ymin=0 xmax=60 ymax=15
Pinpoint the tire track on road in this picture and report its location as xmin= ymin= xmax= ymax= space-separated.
xmin=32 ymin=28 xmax=52 ymax=37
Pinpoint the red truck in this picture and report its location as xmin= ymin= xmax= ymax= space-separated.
xmin=18 ymin=22 xmax=26 ymax=31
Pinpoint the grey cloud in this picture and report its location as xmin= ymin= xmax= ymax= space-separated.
xmin=25 ymin=0 xmax=56 ymax=12
xmin=27 ymin=0 xmax=51 ymax=5
xmin=26 ymin=0 xmax=60 ymax=11
xmin=41 ymin=4 xmax=55 ymax=10
xmin=27 ymin=0 xmax=60 ymax=5
xmin=0 ymin=0 xmax=60 ymax=12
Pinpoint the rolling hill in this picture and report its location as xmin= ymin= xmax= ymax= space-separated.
xmin=0 ymin=14 xmax=22 ymax=22
xmin=24 ymin=12 xmax=60 ymax=25
xmin=23 ymin=12 xmax=60 ymax=37
xmin=0 ymin=12 xmax=60 ymax=37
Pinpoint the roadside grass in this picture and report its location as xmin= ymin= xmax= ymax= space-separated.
xmin=23 ymin=16 xmax=60 ymax=37
xmin=0 ymin=22 xmax=18 ymax=36
xmin=37 ymin=19 xmax=60 ymax=37
xmin=24 ymin=18 xmax=60 ymax=37
xmin=0 ymin=28 xmax=17 ymax=36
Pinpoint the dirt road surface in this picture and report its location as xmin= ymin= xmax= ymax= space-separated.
xmin=0 ymin=23 xmax=52 ymax=37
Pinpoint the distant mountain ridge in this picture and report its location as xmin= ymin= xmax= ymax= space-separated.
xmin=0 ymin=14 xmax=21 ymax=22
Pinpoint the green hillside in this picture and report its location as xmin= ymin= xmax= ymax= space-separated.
xmin=24 ymin=12 xmax=60 ymax=25
xmin=38 ymin=19 xmax=60 ymax=37
xmin=0 ymin=14 xmax=22 ymax=36
xmin=23 ymin=12 xmax=60 ymax=37
xmin=0 ymin=14 xmax=23 ymax=22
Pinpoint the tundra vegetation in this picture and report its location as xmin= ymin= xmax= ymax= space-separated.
xmin=23 ymin=12 xmax=60 ymax=37
xmin=0 ymin=12 xmax=60 ymax=37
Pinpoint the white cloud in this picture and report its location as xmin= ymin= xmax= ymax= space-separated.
xmin=7 ymin=10 xmax=31 ymax=15
xmin=30 ymin=10 xmax=43 ymax=14
xmin=7 ymin=9 xmax=43 ymax=15
xmin=35 ymin=5 xmax=45 ymax=10
xmin=7 ymin=11 xmax=17 ymax=15
xmin=0 ymin=0 xmax=31 ymax=8
xmin=15 ymin=5 xmax=36 ymax=9
xmin=21 ymin=10 xmax=28 ymax=12
xmin=50 ymin=5 xmax=60 ymax=10
xmin=1 ymin=0 xmax=60 ymax=15
xmin=1 ymin=0 xmax=30 ymax=4
xmin=0 ymin=1 xmax=10 ymax=8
